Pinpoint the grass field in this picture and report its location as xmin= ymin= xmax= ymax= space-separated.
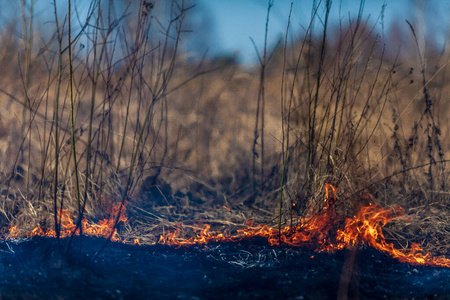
xmin=0 ymin=0 xmax=448 ymax=257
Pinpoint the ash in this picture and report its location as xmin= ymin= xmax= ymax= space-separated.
xmin=0 ymin=237 xmax=448 ymax=299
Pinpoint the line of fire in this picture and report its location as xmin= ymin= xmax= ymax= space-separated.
xmin=4 ymin=184 xmax=449 ymax=268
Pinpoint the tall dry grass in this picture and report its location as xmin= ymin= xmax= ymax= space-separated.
xmin=0 ymin=0 xmax=448 ymax=253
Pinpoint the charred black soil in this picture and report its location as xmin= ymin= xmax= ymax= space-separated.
xmin=0 ymin=237 xmax=448 ymax=300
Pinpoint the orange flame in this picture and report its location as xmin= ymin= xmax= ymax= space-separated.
xmin=335 ymin=204 xmax=450 ymax=267
xmin=8 ymin=204 xmax=127 ymax=242
xmin=158 ymin=184 xmax=450 ymax=268
xmin=8 ymin=225 xmax=20 ymax=239
xmin=5 ymin=185 xmax=449 ymax=268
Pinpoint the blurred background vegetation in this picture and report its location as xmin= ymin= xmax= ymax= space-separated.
xmin=0 ymin=0 xmax=448 ymax=252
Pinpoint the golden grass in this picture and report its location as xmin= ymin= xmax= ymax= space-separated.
xmin=0 ymin=1 xmax=448 ymax=256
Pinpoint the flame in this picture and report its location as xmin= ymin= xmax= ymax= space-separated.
xmin=335 ymin=204 xmax=450 ymax=267
xmin=5 ymin=185 xmax=449 ymax=268
xmin=8 ymin=225 xmax=20 ymax=239
xmin=158 ymin=184 xmax=450 ymax=268
xmin=8 ymin=204 xmax=127 ymax=242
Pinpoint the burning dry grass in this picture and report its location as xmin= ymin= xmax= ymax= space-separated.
xmin=0 ymin=0 xmax=449 ymax=274
xmin=8 ymin=203 xmax=127 ymax=242
xmin=5 ymin=184 xmax=450 ymax=268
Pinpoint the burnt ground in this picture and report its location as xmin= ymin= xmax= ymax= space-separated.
xmin=0 ymin=237 xmax=448 ymax=300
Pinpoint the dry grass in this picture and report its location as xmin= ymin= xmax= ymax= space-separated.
xmin=0 ymin=0 xmax=448 ymax=256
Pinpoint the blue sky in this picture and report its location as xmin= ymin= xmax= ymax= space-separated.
xmin=196 ymin=0 xmax=449 ymax=64
xmin=1 ymin=0 xmax=448 ymax=65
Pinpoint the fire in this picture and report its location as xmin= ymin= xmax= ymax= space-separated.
xmin=159 ymin=184 xmax=450 ymax=268
xmin=5 ymin=184 xmax=450 ymax=268
xmin=158 ymin=183 xmax=341 ymax=250
xmin=336 ymin=204 xmax=450 ymax=267
xmin=8 ymin=203 xmax=127 ymax=242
